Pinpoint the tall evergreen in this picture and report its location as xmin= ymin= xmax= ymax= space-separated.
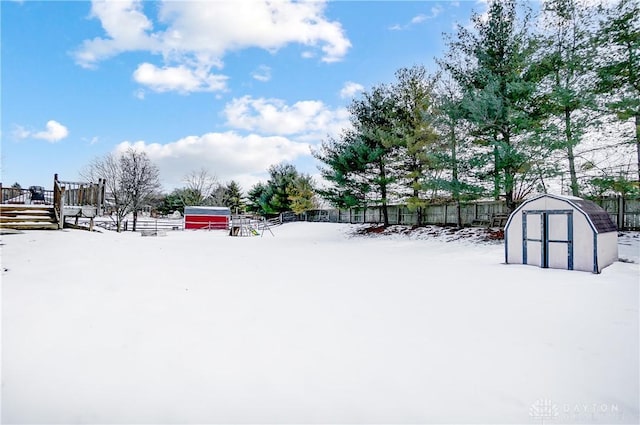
xmin=391 ymin=66 xmax=440 ymax=224
xmin=222 ymin=180 xmax=245 ymax=213
xmin=433 ymin=78 xmax=485 ymax=227
xmin=313 ymin=133 xmax=372 ymax=210
xmin=288 ymin=174 xmax=317 ymax=214
xmin=594 ymin=0 xmax=640 ymax=183
xmin=441 ymin=0 xmax=546 ymax=211
xmin=350 ymin=85 xmax=398 ymax=226
xmin=246 ymin=164 xmax=315 ymax=215
xmin=265 ymin=163 xmax=299 ymax=213
xmin=536 ymin=0 xmax=599 ymax=196
xmin=315 ymin=85 xmax=398 ymax=226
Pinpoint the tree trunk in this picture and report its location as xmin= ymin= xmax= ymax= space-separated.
xmin=505 ymin=176 xmax=516 ymax=212
xmin=132 ymin=209 xmax=138 ymax=231
xmin=379 ymin=160 xmax=389 ymax=227
xmin=636 ymin=114 xmax=640 ymax=183
xmin=451 ymin=125 xmax=462 ymax=228
xmin=493 ymin=144 xmax=500 ymax=201
xmin=503 ymin=131 xmax=516 ymax=212
xmin=413 ymin=180 xmax=422 ymax=225
xmin=565 ymin=108 xmax=579 ymax=196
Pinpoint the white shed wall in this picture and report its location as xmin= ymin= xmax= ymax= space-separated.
xmin=597 ymin=232 xmax=619 ymax=272
xmin=572 ymin=215 xmax=595 ymax=273
xmin=506 ymin=212 xmax=523 ymax=264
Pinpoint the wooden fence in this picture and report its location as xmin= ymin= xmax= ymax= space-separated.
xmin=286 ymin=196 xmax=640 ymax=230
xmin=591 ymin=196 xmax=640 ymax=231
xmin=55 ymin=175 xmax=106 ymax=211
xmin=0 ymin=176 xmax=105 ymax=211
xmin=0 ymin=185 xmax=54 ymax=204
xmin=71 ymin=216 xmax=184 ymax=232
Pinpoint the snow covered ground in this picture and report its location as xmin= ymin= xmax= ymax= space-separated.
xmin=1 ymin=223 xmax=638 ymax=424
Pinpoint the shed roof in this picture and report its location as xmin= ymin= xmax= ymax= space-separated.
xmin=184 ymin=206 xmax=231 ymax=216
xmin=570 ymin=199 xmax=617 ymax=233
xmin=512 ymin=194 xmax=617 ymax=234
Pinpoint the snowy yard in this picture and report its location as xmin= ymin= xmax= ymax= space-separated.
xmin=1 ymin=223 xmax=638 ymax=424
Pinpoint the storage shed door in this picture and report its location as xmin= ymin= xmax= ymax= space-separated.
xmin=523 ymin=211 xmax=544 ymax=267
xmin=523 ymin=210 xmax=574 ymax=270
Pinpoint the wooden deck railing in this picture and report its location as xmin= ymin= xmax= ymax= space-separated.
xmin=53 ymin=176 xmax=65 ymax=229
xmin=0 ymin=184 xmax=54 ymax=205
xmin=54 ymin=175 xmax=105 ymax=210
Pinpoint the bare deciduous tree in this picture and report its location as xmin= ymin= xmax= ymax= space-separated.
xmin=181 ymin=168 xmax=219 ymax=206
xmin=121 ymin=148 xmax=161 ymax=231
xmin=81 ymin=149 xmax=161 ymax=232
xmin=81 ymin=153 xmax=130 ymax=232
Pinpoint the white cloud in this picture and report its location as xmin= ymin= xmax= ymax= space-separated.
xmin=35 ymin=121 xmax=69 ymax=142
xmin=134 ymin=89 xmax=145 ymax=100
xmin=390 ymin=6 xmax=443 ymax=31
xmin=13 ymin=120 xmax=69 ymax=143
xmin=115 ymin=131 xmax=311 ymax=191
xmin=74 ymin=0 xmax=351 ymax=93
xmin=251 ymin=65 xmax=272 ymax=82
xmin=83 ymin=136 xmax=100 ymax=145
xmin=411 ymin=14 xmax=429 ymax=25
xmin=155 ymin=1 xmax=350 ymax=63
xmin=12 ymin=125 xmax=30 ymax=140
xmin=133 ymin=63 xmax=228 ymax=93
xmin=340 ymin=81 xmax=364 ymax=99
xmin=73 ymin=0 xmax=159 ymax=69
xmin=223 ymin=96 xmax=350 ymax=139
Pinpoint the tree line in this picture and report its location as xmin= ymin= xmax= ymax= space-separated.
xmin=77 ymin=0 xmax=638 ymax=231
xmin=79 ymin=149 xmax=318 ymax=231
xmin=315 ymin=0 xmax=639 ymax=226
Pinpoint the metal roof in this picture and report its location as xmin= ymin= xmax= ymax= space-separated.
xmin=571 ymin=199 xmax=618 ymax=233
xmin=507 ymin=194 xmax=617 ymax=234
xmin=183 ymin=206 xmax=231 ymax=216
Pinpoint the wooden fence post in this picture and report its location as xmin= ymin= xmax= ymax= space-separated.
xmin=618 ymin=195 xmax=625 ymax=230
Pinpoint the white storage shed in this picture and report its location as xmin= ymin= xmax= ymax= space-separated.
xmin=505 ymin=194 xmax=618 ymax=273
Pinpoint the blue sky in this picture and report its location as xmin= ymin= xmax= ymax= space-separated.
xmin=1 ymin=0 xmax=488 ymax=193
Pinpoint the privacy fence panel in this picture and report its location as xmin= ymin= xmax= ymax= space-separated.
xmin=593 ymin=196 xmax=640 ymax=230
xmin=296 ymin=196 xmax=638 ymax=230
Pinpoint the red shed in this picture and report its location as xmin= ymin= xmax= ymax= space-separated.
xmin=184 ymin=206 xmax=230 ymax=230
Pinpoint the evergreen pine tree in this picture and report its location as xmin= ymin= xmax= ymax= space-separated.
xmin=441 ymin=0 xmax=547 ymax=211
xmin=536 ymin=0 xmax=599 ymax=196
xmin=594 ymin=0 xmax=640 ymax=182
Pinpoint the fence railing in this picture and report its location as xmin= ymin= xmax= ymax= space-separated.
xmin=591 ymin=196 xmax=640 ymax=231
xmin=72 ymin=217 xmax=185 ymax=232
xmin=284 ymin=196 xmax=640 ymax=230
xmin=0 ymin=176 xmax=106 ymax=211
xmin=53 ymin=178 xmax=65 ymax=229
xmin=283 ymin=200 xmax=509 ymax=227
xmin=0 ymin=186 xmax=54 ymax=205
xmin=54 ymin=175 xmax=105 ymax=211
